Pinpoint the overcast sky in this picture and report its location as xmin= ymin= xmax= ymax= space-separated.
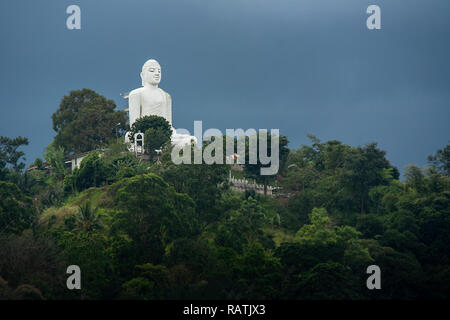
xmin=0 ymin=0 xmax=449 ymax=172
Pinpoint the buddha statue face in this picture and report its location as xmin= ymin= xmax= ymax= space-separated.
xmin=141 ymin=59 xmax=162 ymax=86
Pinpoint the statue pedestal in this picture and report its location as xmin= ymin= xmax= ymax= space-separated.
xmin=124 ymin=129 xmax=197 ymax=154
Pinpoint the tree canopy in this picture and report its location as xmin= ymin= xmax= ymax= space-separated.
xmin=0 ymin=88 xmax=449 ymax=300
xmin=51 ymin=89 xmax=127 ymax=154
xmin=127 ymin=115 xmax=173 ymax=156
xmin=0 ymin=136 xmax=28 ymax=177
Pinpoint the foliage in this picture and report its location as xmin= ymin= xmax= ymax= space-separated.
xmin=111 ymin=173 xmax=198 ymax=265
xmin=157 ymin=147 xmax=229 ymax=223
xmin=44 ymin=142 xmax=67 ymax=181
xmin=64 ymin=152 xmax=113 ymax=193
xmin=0 ymin=232 xmax=65 ymax=299
xmin=0 ymin=181 xmax=35 ymax=234
xmin=428 ymin=142 xmax=450 ymax=175
xmin=1 ymin=122 xmax=449 ymax=300
xmin=243 ymin=133 xmax=289 ymax=195
xmin=51 ymin=89 xmax=127 ymax=154
xmin=74 ymin=201 xmax=103 ymax=232
xmin=127 ymin=115 xmax=172 ymax=155
xmin=0 ymin=136 xmax=29 ymax=183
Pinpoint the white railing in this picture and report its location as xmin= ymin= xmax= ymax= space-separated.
xmin=228 ymin=177 xmax=278 ymax=195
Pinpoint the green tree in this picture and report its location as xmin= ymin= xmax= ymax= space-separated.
xmin=404 ymin=164 xmax=425 ymax=192
xmin=75 ymin=202 xmax=103 ymax=232
xmin=127 ymin=115 xmax=172 ymax=156
xmin=236 ymin=243 xmax=283 ymax=299
xmin=343 ymin=143 xmax=398 ymax=213
xmin=295 ymin=208 xmax=372 ymax=270
xmin=427 ymin=142 xmax=450 ymax=175
xmin=296 ymin=262 xmax=363 ymax=299
xmin=0 ymin=181 xmax=35 ymax=234
xmin=216 ymin=197 xmax=269 ymax=252
xmin=243 ymin=133 xmax=289 ymax=195
xmin=356 ymin=214 xmax=385 ymax=238
xmin=44 ymin=142 xmax=67 ymax=181
xmin=57 ymin=231 xmax=112 ymax=299
xmin=121 ymin=277 xmax=155 ymax=300
xmin=158 ymin=147 xmax=229 ymax=223
xmin=64 ymin=152 xmax=113 ymax=193
xmin=364 ymin=240 xmax=424 ymax=299
xmin=0 ymin=136 xmax=29 ymax=180
xmin=111 ymin=173 xmax=197 ymax=265
xmin=52 ymin=89 xmax=127 ymax=154
xmin=0 ymin=232 xmax=65 ymax=299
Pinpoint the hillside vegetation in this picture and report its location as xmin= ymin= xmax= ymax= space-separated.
xmin=1 ymin=89 xmax=448 ymax=300
xmin=1 ymin=136 xmax=449 ymax=300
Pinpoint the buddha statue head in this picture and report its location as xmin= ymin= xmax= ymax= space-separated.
xmin=141 ymin=59 xmax=162 ymax=87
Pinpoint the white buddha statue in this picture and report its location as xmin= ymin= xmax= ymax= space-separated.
xmin=125 ymin=59 xmax=196 ymax=148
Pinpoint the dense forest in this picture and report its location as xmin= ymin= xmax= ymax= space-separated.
xmin=0 ymin=89 xmax=449 ymax=300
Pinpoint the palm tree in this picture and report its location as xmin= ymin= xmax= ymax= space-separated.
xmin=75 ymin=201 xmax=102 ymax=232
